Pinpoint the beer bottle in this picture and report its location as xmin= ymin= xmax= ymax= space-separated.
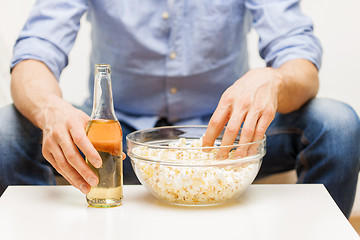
xmin=86 ymin=64 xmax=123 ymax=207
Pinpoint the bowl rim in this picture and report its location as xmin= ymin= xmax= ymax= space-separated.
xmin=129 ymin=154 xmax=264 ymax=166
xmin=126 ymin=125 xmax=266 ymax=150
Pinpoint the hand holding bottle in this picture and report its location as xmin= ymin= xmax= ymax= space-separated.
xmin=40 ymin=95 xmax=103 ymax=194
xmin=11 ymin=60 xmax=124 ymax=196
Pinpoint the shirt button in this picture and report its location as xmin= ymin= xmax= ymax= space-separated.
xmin=169 ymin=51 xmax=177 ymax=60
xmin=170 ymin=87 xmax=177 ymax=94
xmin=162 ymin=12 xmax=169 ymax=20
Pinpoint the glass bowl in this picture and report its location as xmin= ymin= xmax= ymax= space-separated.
xmin=126 ymin=126 xmax=266 ymax=206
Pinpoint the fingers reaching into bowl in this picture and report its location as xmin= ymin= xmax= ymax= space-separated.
xmin=202 ymin=69 xmax=277 ymax=159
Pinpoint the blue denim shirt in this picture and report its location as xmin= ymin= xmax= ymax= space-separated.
xmin=11 ymin=0 xmax=322 ymax=130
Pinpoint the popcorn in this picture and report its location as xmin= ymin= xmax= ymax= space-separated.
xmin=131 ymin=138 xmax=261 ymax=205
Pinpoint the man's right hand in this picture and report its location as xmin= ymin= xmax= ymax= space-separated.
xmin=11 ymin=60 xmax=102 ymax=194
xmin=39 ymin=96 xmax=102 ymax=193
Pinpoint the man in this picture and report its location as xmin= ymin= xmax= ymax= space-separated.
xmin=0 ymin=0 xmax=359 ymax=218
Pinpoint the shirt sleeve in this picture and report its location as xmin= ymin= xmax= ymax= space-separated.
xmin=245 ymin=0 xmax=323 ymax=69
xmin=11 ymin=0 xmax=89 ymax=80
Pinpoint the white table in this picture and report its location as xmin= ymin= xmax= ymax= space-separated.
xmin=0 ymin=184 xmax=358 ymax=240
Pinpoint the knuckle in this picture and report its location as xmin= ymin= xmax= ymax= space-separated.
xmin=79 ymin=111 xmax=90 ymax=122
xmin=263 ymin=106 xmax=276 ymax=118
xmin=226 ymin=126 xmax=238 ymax=134
xmin=220 ymin=90 xmax=234 ymax=104
xmin=228 ymin=110 xmax=242 ymax=121
xmin=42 ymin=148 xmax=50 ymax=159
xmin=236 ymin=96 xmax=253 ymax=111
xmin=73 ymin=133 xmax=86 ymax=145
xmin=78 ymin=167 xmax=94 ymax=182
xmin=239 ymin=98 xmax=251 ymax=110
xmin=42 ymin=137 xmax=51 ymax=148
xmin=72 ymin=176 xmax=86 ymax=188
xmin=57 ymin=160 xmax=68 ymax=170
xmin=241 ymin=127 xmax=253 ymax=138
xmin=256 ymin=128 xmax=267 ymax=138
xmin=209 ymin=118 xmax=221 ymax=128
xmin=221 ymin=88 xmax=231 ymax=98
xmin=41 ymin=142 xmax=53 ymax=160
xmin=65 ymin=117 xmax=75 ymax=128
xmin=52 ymin=128 xmax=62 ymax=141
xmin=252 ymin=105 xmax=263 ymax=116
xmin=65 ymin=151 xmax=77 ymax=163
xmin=71 ymin=159 xmax=89 ymax=173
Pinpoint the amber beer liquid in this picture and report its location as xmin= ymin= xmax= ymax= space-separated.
xmin=86 ymin=119 xmax=123 ymax=207
xmin=86 ymin=64 xmax=123 ymax=207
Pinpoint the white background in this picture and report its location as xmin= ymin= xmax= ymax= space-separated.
xmin=0 ymin=0 xmax=359 ymax=218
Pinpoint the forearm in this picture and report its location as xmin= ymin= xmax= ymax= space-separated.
xmin=11 ymin=59 xmax=64 ymax=129
xmin=275 ymin=59 xmax=319 ymax=114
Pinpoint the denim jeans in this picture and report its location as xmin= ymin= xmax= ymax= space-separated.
xmin=0 ymin=98 xmax=359 ymax=217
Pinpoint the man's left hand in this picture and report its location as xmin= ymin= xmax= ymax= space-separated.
xmin=203 ymin=67 xmax=283 ymax=158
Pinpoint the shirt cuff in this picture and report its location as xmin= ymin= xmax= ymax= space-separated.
xmin=10 ymin=37 xmax=68 ymax=80
xmin=264 ymin=35 xmax=323 ymax=70
xmin=268 ymin=48 xmax=322 ymax=71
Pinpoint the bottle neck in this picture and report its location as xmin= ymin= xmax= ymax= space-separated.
xmin=91 ymin=65 xmax=117 ymax=120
